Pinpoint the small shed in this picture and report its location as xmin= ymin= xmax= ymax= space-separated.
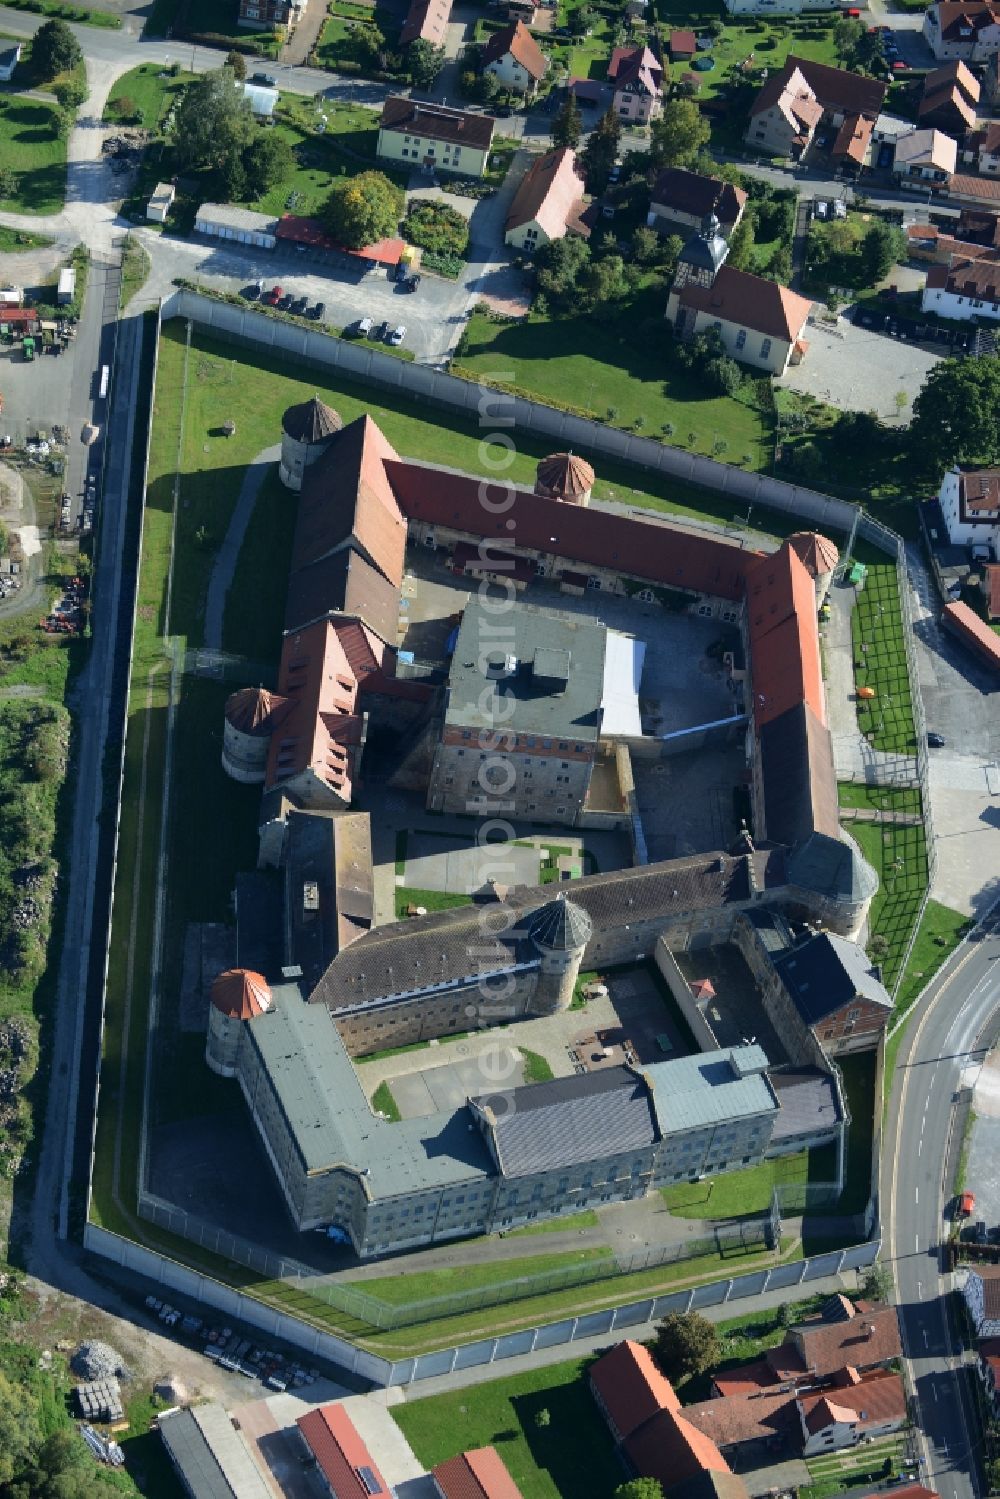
xmin=670 ymin=29 xmax=697 ymax=61
xmin=0 ymin=286 xmax=23 ymax=307
xmin=243 ymin=82 xmax=279 ymax=118
xmin=147 ymin=182 xmax=175 ymax=224
xmin=57 ymin=268 xmax=76 ymax=305
xmin=194 ymin=202 xmax=278 ymax=250
xmin=0 ymin=43 xmax=21 ymax=83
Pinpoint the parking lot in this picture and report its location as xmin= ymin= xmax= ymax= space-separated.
xmin=783 ymin=312 xmax=940 ymax=420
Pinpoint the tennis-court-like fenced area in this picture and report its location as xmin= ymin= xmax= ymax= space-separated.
xmin=851 ymin=560 xmax=917 ymax=756
xmin=849 ymin=816 xmax=930 ymax=991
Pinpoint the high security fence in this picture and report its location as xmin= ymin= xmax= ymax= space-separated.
xmin=84 ymin=1220 xmax=879 ymax=1387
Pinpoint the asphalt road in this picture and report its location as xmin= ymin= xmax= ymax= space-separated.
xmin=886 ymin=915 xmax=1000 ymax=1499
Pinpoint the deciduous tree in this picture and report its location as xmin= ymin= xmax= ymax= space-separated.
xmin=30 ymin=18 xmax=81 ymax=81
xmin=172 ymin=68 xmax=255 ymax=177
xmin=244 ymin=132 xmax=295 ymax=193
xmin=226 ymin=49 xmax=247 ymax=79
xmin=408 ymin=38 xmax=446 ymax=87
xmin=322 ymin=170 xmax=403 ymax=249
xmin=650 ymin=97 xmax=710 ymax=170
xmin=616 ymin=1480 xmax=666 ymax=1499
xmin=725 ymin=212 xmax=755 ymax=271
xmin=910 ymin=355 xmax=1000 ymax=471
xmin=552 ymin=92 xmax=582 ymax=149
xmin=655 ymin=1310 xmax=720 ymax=1380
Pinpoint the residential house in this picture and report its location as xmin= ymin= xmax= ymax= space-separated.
xmin=906 ymin=207 xmax=1000 ymax=262
xmin=923 ymin=0 xmax=1000 ymax=60
xmin=647 ymin=166 xmax=747 ymax=236
xmin=936 ymin=464 xmax=1000 ymax=550
xmin=665 ymin=216 xmax=813 ymax=377
xmin=481 ymin=20 xmax=548 ymax=94
xmin=797 ymin=1372 xmax=908 ymax=1455
xmin=609 ymin=44 xmax=664 ymax=124
xmin=504 ymin=146 xmax=591 ymax=251
xmin=0 ymin=42 xmax=21 ymax=81
xmin=724 ymin=0 xmax=842 ymax=14
xmin=832 ymin=113 xmax=874 ymax=172
xmin=684 ymin=1390 xmax=799 ymax=1465
xmin=238 ymin=0 xmax=299 ymax=30
xmin=400 ymin=0 xmax=453 ymax=48
xmin=962 ymin=1265 xmax=1000 ymax=1336
xmin=979 ymin=123 xmax=1000 ymax=172
xmin=977 ymin=1337 xmax=1000 ymax=1410
xmin=670 ymin=28 xmax=697 ymax=60
xmin=504 ymin=0 xmax=537 ymax=19
xmin=377 ymin=97 xmax=496 ymax=178
xmin=715 ymin=1298 xmax=903 ymax=1395
xmin=947 ymin=170 xmax=1000 ymax=204
xmin=771 ymin=931 xmax=893 ymax=1056
xmin=746 ymin=56 xmax=886 ymax=160
xmin=985 ymin=50 xmax=1000 ymax=105
xmin=919 ymin=60 xmax=981 ymax=133
xmin=296 ymin=1404 xmax=389 ymax=1499
xmin=893 ymin=127 xmax=958 ymax=182
xmin=986 ymin=563 xmax=1000 ymax=619
xmin=432 ymin=1446 xmax=524 ymax=1498
xmin=922 ymin=247 xmax=1000 ymax=320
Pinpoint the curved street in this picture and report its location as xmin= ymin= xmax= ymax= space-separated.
xmin=886 ymin=915 xmax=1000 ymax=1499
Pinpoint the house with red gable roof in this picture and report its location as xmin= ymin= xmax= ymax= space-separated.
xmin=609 ymin=43 xmax=664 ymax=123
xmin=589 ymin=1339 xmax=680 ymax=1442
xmin=935 ymin=463 xmax=1000 ymax=550
xmin=296 ymin=1404 xmax=390 ymax=1499
xmin=797 ymin=1370 xmax=907 ymax=1454
xmin=432 ymin=1446 xmax=524 ymax=1498
xmin=482 ymin=19 xmax=549 ymax=94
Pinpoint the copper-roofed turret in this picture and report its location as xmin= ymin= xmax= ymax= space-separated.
xmin=224 ymin=686 xmax=289 ymax=735
xmin=222 ymin=687 xmax=291 ymax=784
xmin=281 ymin=396 xmax=343 ymax=444
xmin=535 ymin=451 xmax=595 ymax=506
xmin=210 ymin=968 xmax=272 ymax=1018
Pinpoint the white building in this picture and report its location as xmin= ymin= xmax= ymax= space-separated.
xmin=935 ymin=464 xmax=1000 ymax=551
xmin=146 ymin=182 xmax=175 ymax=223
xmin=725 ymin=0 xmax=840 ymax=13
xmin=481 ymin=19 xmax=548 ymax=95
xmin=962 ymin=1265 xmax=1000 ymax=1336
xmin=56 ymin=269 xmax=76 ymax=306
xmin=892 ymin=127 xmax=958 ymax=182
xmin=924 ymin=0 xmax=1000 ymax=60
xmin=922 ymin=248 xmax=1000 ymax=321
xmin=0 ymin=43 xmax=22 ymax=81
xmin=194 ymin=202 xmax=278 ymax=250
xmin=243 ymin=82 xmax=279 ymax=118
xmin=797 ymin=1374 xmax=907 ymax=1456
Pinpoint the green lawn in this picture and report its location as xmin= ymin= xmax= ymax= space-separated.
xmin=838 ymin=782 xmax=922 ymax=814
xmin=0 ymin=96 xmax=66 ymax=215
xmin=800 ymin=1434 xmax=908 ymax=1499
xmin=892 ymin=899 xmax=968 ymax=1015
xmin=394 ymin=886 xmax=472 ymax=918
xmin=507 ymin=1210 xmax=599 ymax=1237
xmin=850 ymin=819 xmax=929 ymax=991
xmin=851 ymin=555 xmax=918 ymax=754
xmin=372 ymin=1081 xmax=401 ymax=1122
xmin=455 ymin=311 xmax=769 ymax=472
xmin=0 ymin=225 xmax=52 ymax=253
xmin=662 ymin=15 xmax=842 ymax=105
xmin=121 ymin=236 xmax=152 ymax=311
xmin=661 ymin=1143 xmax=837 ymax=1220
xmin=104 ymin=63 xmax=193 ymax=130
xmin=347 ymin=1248 xmax=612 ymax=1307
xmin=392 ymin=1357 xmax=624 ymax=1499
xmin=250 ymin=95 xmax=405 ymax=218
xmin=314 ymin=6 xmax=396 ymax=71
xmin=521 ymin=1050 xmax=554 ymax=1084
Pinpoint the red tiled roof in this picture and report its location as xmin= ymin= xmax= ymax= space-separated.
xmin=384 ymin=459 xmax=761 ymax=600
xmin=536 ymin=450 xmax=595 ymax=497
xmin=296 ymin=1405 xmax=389 ymax=1499
xmin=959 ymin=467 xmax=1000 ymax=512
xmin=505 ymin=147 xmax=587 ymax=239
xmin=650 ymin=167 xmax=747 ymax=228
xmin=624 ymin=1407 xmax=731 ymax=1490
xmin=769 ymin=1302 xmax=901 ymax=1380
xmin=799 ymin=1372 xmax=907 ymax=1433
xmin=938 ymin=248 xmax=1000 ymax=300
xmin=932 ymin=1 xmax=1000 ymax=42
xmin=210 ymin=968 xmax=272 ymax=1018
xmin=400 ymin=0 xmax=452 ymax=47
xmin=225 ymin=685 xmax=291 ymax=734
xmin=670 ymin=28 xmax=697 ymax=52
xmin=788 ymin=531 xmax=840 ymax=577
xmin=609 ymin=42 xmax=662 ymax=96
xmin=482 ymin=19 xmax=548 ymax=80
xmin=686 ymin=1389 xmax=798 ymax=1448
xmin=293 ymin=416 xmax=407 ymax=590
xmin=919 ymin=83 xmax=977 ymax=130
xmin=266 ymin=620 xmax=365 ymax=800
xmin=276 ymin=215 xmax=406 ymax=265
xmin=712 ymin=1359 xmax=780 ymax=1398
xmin=832 ymin=112 xmax=873 ymax=165
xmin=949 ymin=173 xmax=1000 ymax=203
xmin=0 ymin=307 xmax=39 ymax=326
xmin=925 ymin=59 xmax=981 ymax=100
xmin=433 ymin=1446 xmax=524 ymax=1499
xmin=380 ymin=95 xmax=496 ymax=150
xmin=745 ymin=544 xmax=825 ymax=728
xmin=676 ymin=264 xmax=813 ymax=344
xmin=750 ymin=55 xmax=886 ymax=122
xmin=590 ymin=1340 xmax=680 ymax=1441
xmin=986 ymin=563 xmax=1000 ymax=620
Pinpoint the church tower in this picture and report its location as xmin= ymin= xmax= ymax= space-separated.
xmin=666 ymin=213 xmax=730 ymax=332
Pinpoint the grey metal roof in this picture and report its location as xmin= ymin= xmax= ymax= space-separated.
xmin=773 ymin=931 xmax=891 ymax=1025
xmin=444 ymin=597 xmax=607 ymax=742
xmin=643 ymin=1045 xmax=778 ymax=1134
xmin=158 ymin=1404 xmax=273 ymax=1499
xmin=530 ymin=894 xmax=591 ymax=952
xmin=768 ymin=1066 xmax=843 ymax=1143
xmin=680 ymin=214 xmax=729 ymax=275
xmin=745 ymin=907 xmax=793 ymax=956
xmin=247 ymin=988 xmax=492 ymax=1196
xmin=787 ymin=830 xmax=879 ymax=904
xmin=195 ymin=202 xmax=278 ymax=235
xmin=470 ymin=1066 xmax=657 ymax=1177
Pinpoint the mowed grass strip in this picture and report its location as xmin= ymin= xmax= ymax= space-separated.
xmin=851 ymin=558 xmax=917 ymax=755
xmin=0 ymin=96 xmax=67 ymax=215
xmin=849 ymin=819 xmax=929 ymax=991
xmin=391 ymin=1356 xmax=625 ymax=1499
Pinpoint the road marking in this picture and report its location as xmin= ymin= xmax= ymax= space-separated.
xmin=918 ymin=1282 xmax=923 ymax=1299
xmin=916 ymin=1188 xmax=920 ymax=1203
xmin=915 ymin=1235 xmax=920 ymax=1251
xmin=918 ymin=1139 xmax=923 ymax=1155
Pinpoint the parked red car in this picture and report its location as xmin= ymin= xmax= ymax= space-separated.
xmin=266 ymin=285 xmax=283 ymax=306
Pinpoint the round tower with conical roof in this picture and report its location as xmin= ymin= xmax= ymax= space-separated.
xmin=535 ymin=452 xmax=596 ymax=507
xmin=528 ymin=893 xmax=591 ymax=1016
xmin=222 ymin=686 xmax=289 ymax=783
xmin=205 ymin=968 xmax=272 ymax=1077
xmin=787 ymin=531 xmax=841 ymax=607
xmin=278 ymin=396 xmax=343 ymax=491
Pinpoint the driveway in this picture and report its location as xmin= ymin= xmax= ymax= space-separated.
xmin=782 ymin=313 xmax=939 ymax=420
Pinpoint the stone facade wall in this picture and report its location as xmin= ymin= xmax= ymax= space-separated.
xmin=427 ymin=731 xmax=594 ymax=825
xmin=333 ymin=972 xmax=539 ymax=1056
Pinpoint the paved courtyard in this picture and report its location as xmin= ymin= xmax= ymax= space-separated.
xmin=383 ymin=1049 xmax=526 ymax=1119
xmin=965 ymin=1048 xmax=1000 ymax=1232
xmin=402 ymin=830 xmax=542 ymax=894
xmin=783 ymin=316 xmax=939 ymax=420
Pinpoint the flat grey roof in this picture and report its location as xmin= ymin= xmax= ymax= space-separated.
xmin=195 ymin=202 xmax=278 ymax=234
xmin=247 ymin=988 xmax=492 ymax=1197
xmin=159 ymin=1404 xmax=272 ymax=1499
xmin=444 ymin=598 xmax=606 ymax=742
xmin=768 ymin=1067 xmax=843 ymax=1142
xmin=643 ymin=1045 xmax=778 ymax=1134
